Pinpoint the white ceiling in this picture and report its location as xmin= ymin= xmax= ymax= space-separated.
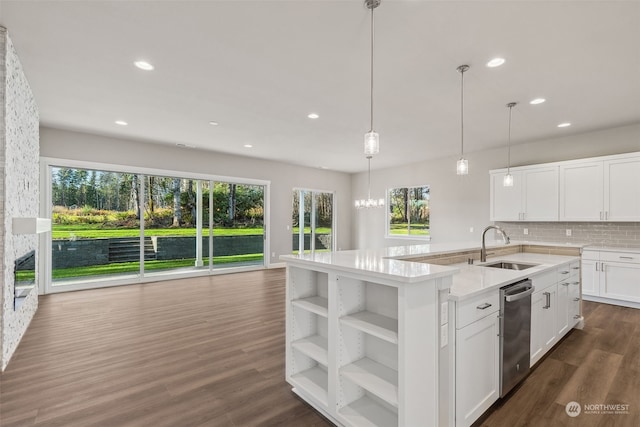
xmin=1 ymin=0 xmax=639 ymax=173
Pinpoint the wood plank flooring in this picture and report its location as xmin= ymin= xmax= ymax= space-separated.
xmin=1 ymin=270 xmax=639 ymax=426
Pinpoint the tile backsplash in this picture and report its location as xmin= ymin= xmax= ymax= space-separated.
xmin=496 ymin=222 xmax=640 ymax=249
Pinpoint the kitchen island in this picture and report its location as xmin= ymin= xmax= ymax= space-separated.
xmin=281 ymin=241 xmax=583 ymax=427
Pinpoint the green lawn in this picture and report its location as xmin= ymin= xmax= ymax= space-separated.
xmin=47 ymin=254 xmax=264 ymax=280
xmin=52 ymin=224 xmax=333 ymax=239
xmin=52 ymin=224 xmax=265 ymax=239
xmin=389 ymin=223 xmax=430 ymax=236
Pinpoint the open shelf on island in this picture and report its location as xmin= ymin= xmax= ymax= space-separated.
xmin=340 ymin=358 xmax=398 ymax=408
xmin=292 ymin=335 xmax=328 ymax=366
xmin=291 ymin=366 xmax=328 ymax=407
xmin=339 ymin=395 xmax=398 ymax=427
xmin=340 ymin=311 xmax=398 ymax=344
xmin=292 ymin=296 xmax=328 ymax=317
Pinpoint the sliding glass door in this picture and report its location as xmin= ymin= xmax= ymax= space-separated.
xmin=292 ymin=189 xmax=334 ymax=255
xmin=47 ymin=164 xmax=267 ymax=290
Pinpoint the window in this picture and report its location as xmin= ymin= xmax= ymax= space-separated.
xmin=388 ymin=186 xmax=430 ymax=238
xmin=46 ymin=162 xmax=267 ymax=291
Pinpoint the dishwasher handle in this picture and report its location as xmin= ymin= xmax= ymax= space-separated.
xmin=505 ymin=286 xmax=535 ymax=302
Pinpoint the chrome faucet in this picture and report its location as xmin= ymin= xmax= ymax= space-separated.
xmin=481 ymin=225 xmax=510 ymax=262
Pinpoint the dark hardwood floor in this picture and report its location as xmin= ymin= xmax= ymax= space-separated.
xmin=1 ymin=270 xmax=638 ymax=426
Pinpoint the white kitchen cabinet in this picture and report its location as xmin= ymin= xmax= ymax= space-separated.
xmin=560 ymin=155 xmax=640 ymax=221
xmin=530 ymin=271 xmax=558 ymax=367
xmin=581 ymin=249 xmax=640 ymax=307
xmin=490 ymin=166 xmax=558 ymax=221
xmin=455 ymin=308 xmax=499 ymax=427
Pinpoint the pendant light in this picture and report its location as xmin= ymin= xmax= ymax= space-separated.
xmin=355 ymin=0 xmax=384 ymax=209
xmin=456 ymin=64 xmax=470 ymax=175
xmin=363 ymin=0 xmax=380 ymax=156
xmin=355 ymin=156 xmax=385 ymax=209
xmin=503 ymin=102 xmax=517 ymax=187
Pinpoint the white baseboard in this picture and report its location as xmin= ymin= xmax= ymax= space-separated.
xmin=583 ymin=295 xmax=640 ymax=309
xmin=268 ymin=262 xmax=287 ymax=269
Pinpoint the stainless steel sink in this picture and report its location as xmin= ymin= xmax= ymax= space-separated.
xmin=480 ymin=261 xmax=539 ymax=270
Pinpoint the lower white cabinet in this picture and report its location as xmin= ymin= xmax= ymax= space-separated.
xmin=455 ymin=293 xmax=500 ymax=427
xmin=531 ymin=284 xmax=557 ymax=367
xmin=581 ymin=249 xmax=640 ymax=306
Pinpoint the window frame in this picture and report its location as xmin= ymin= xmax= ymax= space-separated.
xmin=385 ymin=185 xmax=431 ymax=240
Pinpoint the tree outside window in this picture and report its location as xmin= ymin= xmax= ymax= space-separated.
xmin=388 ymin=186 xmax=430 ymax=237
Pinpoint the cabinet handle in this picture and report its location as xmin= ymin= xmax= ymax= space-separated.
xmin=543 ymin=292 xmax=551 ymax=309
xmin=477 ymin=303 xmax=492 ymax=310
xmin=600 ymin=211 xmax=603 ymax=220
xmin=572 ymin=266 xmax=580 ymax=270
xmin=560 ymin=271 xmax=570 ymax=275
xmin=560 ymin=282 xmax=569 ymax=286
xmin=605 ymin=211 xmax=609 ymax=220
xmin=602 ymin=263 xmax=606 ymax=273
xmin=595 ymin=262 xmax=599 ymax=272
xmin=574 ymin=315 xmax=581 ymax=319
xmin=522 ymin=212 xmax=525 ymax=220
xmin=620 ymin=256 xmax=634 ymax=260
xmin=572 ymin=281 xmax=580 ymax=286
xmin=573 ymin=298 xmax=580 ymax=302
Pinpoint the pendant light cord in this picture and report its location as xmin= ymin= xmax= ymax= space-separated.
xmin=507 ymin=103 xmax=514 ymax=174
xmin=460 ymin=69 xmax=464 ymax=158
xmin=369 ymin=6 xmax=375 ymax=133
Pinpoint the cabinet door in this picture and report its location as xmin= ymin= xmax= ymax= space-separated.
xmin=530 ymin=292 xmax=544 ymax=367
xmin=559 ymin=161 xmax=604 ymax=221
xmin=601 ymin=262 xmax=640 ymax=303
xmin=490 ymin=171 xmax=522 ymax=221
xmin=456 ymin=312 xmax=499 ymax=427
xmin=541 ymin=287 xmax=558 ymax=349
xmin=522 ymin=166 xmax=559 ymax=221
xmin=568 ymin=282 xmax=581 ymax=327
xmin=556 ymin=281 xmax=570 ymax=337
xmin=604 ymin=157 xmax=640 ymax=221
xmin=581 ymin=259 xmax=600 ymax=296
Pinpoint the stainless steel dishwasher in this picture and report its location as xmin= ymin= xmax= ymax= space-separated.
xmin=499 ymin=278 xmax=534 ymax=397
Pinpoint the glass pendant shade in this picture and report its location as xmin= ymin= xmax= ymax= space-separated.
xmin=503 ymin=172 xmax=514 ymax=187
xmin=456 ymin=158 xmax=469 ymax=175
xmin=355 ymin=197 xmax=385 ymax=209
xmin=364 ymin=131 xmax=379 ymax=155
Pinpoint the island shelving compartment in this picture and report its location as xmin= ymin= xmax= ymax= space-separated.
xmin=284 ymin=260 xmax=454 ymax=427
xmin=287 ymin=266 xmax=330 ymax=407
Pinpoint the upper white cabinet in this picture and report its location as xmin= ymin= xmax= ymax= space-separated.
xmin=559 ymin=161 xmax=603 ymax=221
xmin=560 ymin=155 xmax=640 ymax=221
xmin=491 ymin=152 xmax=640 ymax=222
xmin=490 ymin=166 xmax=559 ymax=221
xmin=604 ymin=157 xmax=640 ymax=221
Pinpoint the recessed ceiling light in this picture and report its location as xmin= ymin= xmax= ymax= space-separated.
xmin=307 ymin=113 xmax=319 ymax=119
xmin=319 ymin=166 xmax=329 ymax=170
xmin=486 ymin=58 xmax=505 ymax=68
xmin=134 ymin=60 xmax=154 ymax=71
xmin=209 ymin=121 xmax=219 ymax=126
xmin=557 ymin=122 xmax=571 ymax=128
xmin=530 ymin=98 xmax=546 ymax=105
xmin=244 ymin=144 xmax=253 ymax=148
xmin=115 ymin=120 xmax=128 ymax=126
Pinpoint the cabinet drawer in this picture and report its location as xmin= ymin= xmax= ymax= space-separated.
xmin=456 ymin=291 xmax=500 ymax=329
xmin=600 ymin=251 xmax=640 ymax=264
xmin=581 ymin=250 xmax=600 ymax=261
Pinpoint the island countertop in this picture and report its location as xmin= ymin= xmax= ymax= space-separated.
xmin=281 ymin=240 xmax=581 ymax=299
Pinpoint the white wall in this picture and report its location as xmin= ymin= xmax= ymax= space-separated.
xmin=352 ymin=123 xmax=640 ymax=249
xmin=1 ymin=29 xmax=40 ymax=371
xmin=39 ymin=127 xmax=353 ymax=263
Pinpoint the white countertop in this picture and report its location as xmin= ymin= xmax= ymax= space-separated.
xmin=448 ymin=252 xmax=577 ymax=300
xmin=281 ymin=240 xmax=580 ymax=293
xmin=582 ymin=245 xmax=640 ymax=253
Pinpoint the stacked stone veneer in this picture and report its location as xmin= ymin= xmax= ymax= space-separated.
xmin=496 ymin=222 xmax=640 ymax=249
xmin=0 ymin=28 xmax=40 ymax=371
